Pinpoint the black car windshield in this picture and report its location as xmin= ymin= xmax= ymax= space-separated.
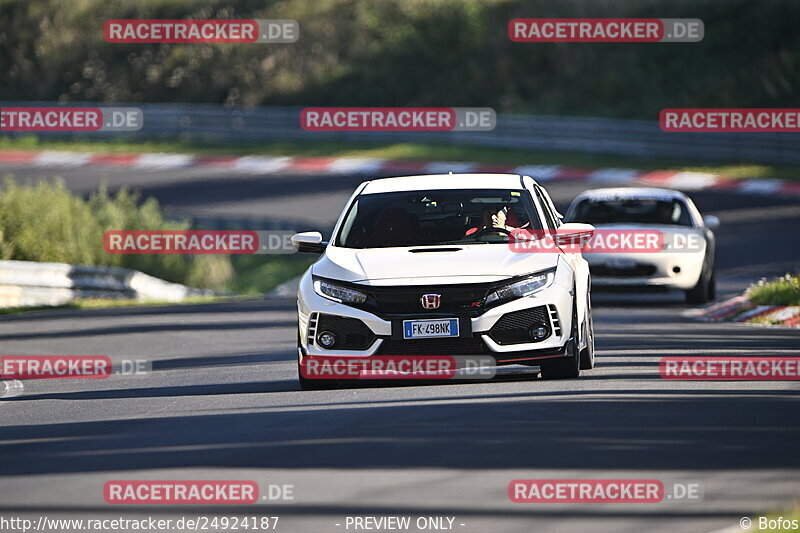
xmin=336 ymin=189 xmax=543 ymax=248
xmin=568 ymin=198 xmax=693 ymax=227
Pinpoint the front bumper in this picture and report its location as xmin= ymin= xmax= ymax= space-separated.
xmin=297 ymin=272 xmax=577 ymax=365
xmin=587 ymin=251 xmax=704 ymax=290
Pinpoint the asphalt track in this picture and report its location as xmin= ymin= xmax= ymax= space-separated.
xmin=1 ymin=162 xmax=799 ymax=533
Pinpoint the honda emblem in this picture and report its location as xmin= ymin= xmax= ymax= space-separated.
xmin=420 ymin=294 xmax=441 ymax=310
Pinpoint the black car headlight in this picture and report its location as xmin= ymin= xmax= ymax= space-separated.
xmin=313 ymin=279 xmax=368 ymax=304
xmin=485 ymin=269 xmax=556 ymax=305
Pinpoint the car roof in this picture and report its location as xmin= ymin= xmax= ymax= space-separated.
xmin=360 ymin=173 xmax=529 ymax=194
xmin=573 ymin=187 xmax=689 ymax=202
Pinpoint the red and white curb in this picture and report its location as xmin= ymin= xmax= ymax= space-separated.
xmin=1 ymin=149 xmax=800 ymax=197
xmin=687 ymin=293 xmax=800 ymax=328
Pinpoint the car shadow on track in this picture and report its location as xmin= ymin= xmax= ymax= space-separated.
xmin=5 ymin=380 xmax=298 ymax=401
xmin=0 ymin=319 xmax=296 ymax=341
xmin=2 ymin=385 xmax=800 ymax=476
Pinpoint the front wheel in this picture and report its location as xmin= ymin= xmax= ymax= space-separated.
xmin=685 ymin=260 xmax=714 ymax=304
xmin=579 ymin=293 xmax=595 ymax=370
xmin=708 ymin=269 xmax=717 ymax=300
xmin=298 ymin=361 xmax=333 ymax=391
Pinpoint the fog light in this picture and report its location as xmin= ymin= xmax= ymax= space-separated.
xmin=529 ymin=324 xmax=550 ymax=342
xmin=317 ymin=331 xmax=337 ymax=348
xmin=672 ymin=266 xmax=681 ymax=274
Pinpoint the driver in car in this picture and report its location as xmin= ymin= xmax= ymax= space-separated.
xmin=465 ymin=205 xmax=525 ymax=236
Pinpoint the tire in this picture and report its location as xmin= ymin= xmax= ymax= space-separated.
xmin=708 ymin=269 xmax=717 ymax=300
xmin=685 ymin=258 xmax=714 ymax=304
xmin=298 ymin=361 xmax=336 ymax=390
xmin=540 ymin=296 xmax=581 ymax=379
xmin=579 ymin=292 xmax=595 ymax=370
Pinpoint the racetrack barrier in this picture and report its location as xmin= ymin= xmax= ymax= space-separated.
xmin=0 ymin=259 xmax=215 ymax=308
xmin=3 ymin=102 xmax=800 ymax=165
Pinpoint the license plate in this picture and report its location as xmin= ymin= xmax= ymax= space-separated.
xmin=403 ymin=318 xmax=459 ymax=339
xmin=605 ymin=258 xmax=637 ymax=269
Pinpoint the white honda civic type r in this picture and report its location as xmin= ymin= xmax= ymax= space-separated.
xmin=564 ymin=187 xmax=719 ymax=303
xmin=291 ymin=173 xmax=596 ymax=389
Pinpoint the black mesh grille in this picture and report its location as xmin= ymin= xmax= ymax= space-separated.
xmin=591 ymin=263 xmax=657 ymax=277
xmin=489 ymin=306 xmax=550 ymax=345
xmin=363 ymin=283 xmax=496 ymax=315
xmin=316 ymin=314 xmax=376 ymax=350
xmin=376 ymin=337 xmax=487 ymax=355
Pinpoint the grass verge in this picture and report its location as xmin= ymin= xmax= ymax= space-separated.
xmin=0 ymin=295 xmax=233 ymax=315
xmin=2 ymin=136 xmax=799 ymax=182
xmin=229 ymin=255 xmax=312 ymax=296
xmin=748 ymin=274 xmax=800 ymax=306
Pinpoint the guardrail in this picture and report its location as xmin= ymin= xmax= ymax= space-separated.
xmin=0 ymin=259 xmax=213 ymax=308
xmin=3 ymin=102 xmax=800 ymax=165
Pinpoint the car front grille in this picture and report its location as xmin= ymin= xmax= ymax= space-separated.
xmin=363 ymin=282 xmax=497 ymax=316
xmin=489 ymin=305 xmax=551 ymax=345
xmin=376 ymin=337 xmax=488 ymax=355
xmin=591 ymin=263 xmax=657 ymax=277
xmin=315 ymin=314 xmax=376 ymax=350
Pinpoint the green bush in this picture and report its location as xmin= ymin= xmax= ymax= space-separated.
xmin=747 ymin=274 xmax=800 ymax=306
xmin=0 ymin=176 xmax=233 ymax=289
xmin=229 ymin=254 xmax=313 ymax=295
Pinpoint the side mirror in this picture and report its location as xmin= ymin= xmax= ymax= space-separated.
xmin=703 ymin=215 xmax=720 ymax=231
xmin=555 ymin=223 xmax=595 ymax=248
xmin=291 ymin=231 xmax=327 ymax=254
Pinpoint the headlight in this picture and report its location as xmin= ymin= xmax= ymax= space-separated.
xmin=314 ymin=280 xmax=368 ymax=304
xmin=485 ymin=270 xmax=556 ymax=305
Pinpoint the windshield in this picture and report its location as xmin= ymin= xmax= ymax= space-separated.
xmin=336 ymin=189 xmax=542 ymax=248
xmin=568 ymin=198 xmax=693 ymax=227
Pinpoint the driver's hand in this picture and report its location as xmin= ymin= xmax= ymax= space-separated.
xmin=490 ymin=219 xmax=511 ymax=231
